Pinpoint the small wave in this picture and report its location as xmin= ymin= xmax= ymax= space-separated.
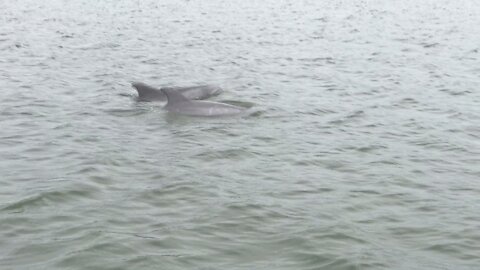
xmin=2 ymin=184 xmax=101 ymax=212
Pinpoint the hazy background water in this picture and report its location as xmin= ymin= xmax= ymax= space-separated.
xmin=1 ymin=0 xmax=479 ymax=269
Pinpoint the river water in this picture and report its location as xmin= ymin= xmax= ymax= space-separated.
xmin=1 ymin=0 xmax=479 ymax=269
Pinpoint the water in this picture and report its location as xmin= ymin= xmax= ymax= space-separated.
xmin=1 ymin=0 xmax=479 ymax=269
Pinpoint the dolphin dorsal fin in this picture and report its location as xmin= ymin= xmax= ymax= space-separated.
xmin=132 ymin=82 xmax=164 ymax=101
xmin=161 ymin=87 xmax=191 ymax=105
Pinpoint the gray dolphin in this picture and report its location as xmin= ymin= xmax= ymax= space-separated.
xmin=131 ymin=82 xmax=223 ymax=101
xmin=162 ymin=88 xmax=246 ymax=116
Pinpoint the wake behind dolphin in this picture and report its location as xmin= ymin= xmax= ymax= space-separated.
xmin=132 ymin=82 xmax=223 ymax=101
xmin=161 ymin=88 xmax=246 ymax=117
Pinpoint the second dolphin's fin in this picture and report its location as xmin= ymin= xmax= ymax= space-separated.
xmin=161 ymin=87 xmax=191 ymax=106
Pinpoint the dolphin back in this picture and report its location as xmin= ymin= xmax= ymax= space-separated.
xmin=162 ymin=89 xmax=245 ymax=116
xmin=175 ymin=85 xmax=223 ymax=100
xmin=132 ymin=82 xmax=223 ymax=102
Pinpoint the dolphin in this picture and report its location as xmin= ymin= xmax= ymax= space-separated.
xmin=131 ymin=82 xmax=223 ymax=101
xmin=162 ymin=88 xmax=246 ymax=116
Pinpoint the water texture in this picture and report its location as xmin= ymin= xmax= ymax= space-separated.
xmin=1 ymin=0 xmax=479 ymax=269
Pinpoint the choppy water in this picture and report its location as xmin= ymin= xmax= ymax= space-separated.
xmin=1 ymin=0 xmax=479 ymax=269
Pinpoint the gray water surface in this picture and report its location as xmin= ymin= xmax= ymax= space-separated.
xmin=1 ymin=0 xmax=480 ymax=269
